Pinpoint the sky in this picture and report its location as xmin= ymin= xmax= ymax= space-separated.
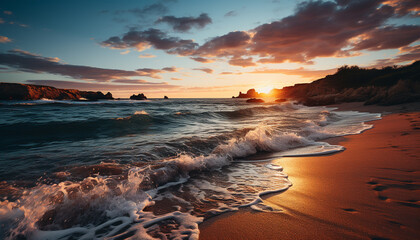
xmin=0 ymin=0 xmax=419 ymax=98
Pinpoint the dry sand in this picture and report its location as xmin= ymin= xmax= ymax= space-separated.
xmin=199 ymin=104 xmax=420 ymax=240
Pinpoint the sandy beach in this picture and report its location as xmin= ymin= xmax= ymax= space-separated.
xmin=200 ymin=103 xmax=420 ymax=240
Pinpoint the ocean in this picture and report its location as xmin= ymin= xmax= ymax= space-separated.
xmin=0 ymin=98 xmax=381 ymax=239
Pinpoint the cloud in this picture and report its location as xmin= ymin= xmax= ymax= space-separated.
xmin=371 ymin=44 xmax=420 ymax=67
xmin=161 ymin=66 xmax=178 ymax=72
xmin=220 ymin=71 xmax=242 ymax=75
xmin=8 ymin=21 xmax=28 ymax=27
xmin=0 ymin=49 xmax=174 ymax=81
xmin=0 ymin=36 xmax=11 ymax=43
xmin=224 ymin=11 xmax=237 ymax=17
xmin=382 ymin=0 xmax=420 ymax=16
xmin=193 ymin=67 xmax=213 ymax=74
xmin=25 ymin=80 xmax=179 ymax=91
xmin=352 ymin=25 xmax=420 ymax=51
xmin=191 ymin=0 xmax=418 ymax=66
xmin=139 ymin=53 xmax=156 ymax=58
xmin=101 ymin=28 xmax=198 ymax=55
xmin=171 ymin=77 xmax=182 ymax=80
xmin=101 ymin=0 xmax=419 ymax=67
xmin=111 ymin=3 xmax=169 ymax=20
xmin=112 ymin=79 xmax=167 ymax=84
xmin=195 ymin=31 xmax=251 ymax=57
xmin=184 ymin=83 xmax=253 ymax=92
xmin=249 ymin=0 xmax=397 ymax=63
xmin=190 ymin=57 xmax=214 ymax=63
xmin=0 ymin=13 xmax=28 ymax=27
xmin=156 ymin=13 xmax=212 ymax=32
xmin=249 ymin=67 xmax=337 ymax=79
xmin=120 ymin=50 xmax=130 ymax=55
xmin=128 ymin=3 xmax=168 ymax=18
xmin=228 ymin=57 xmax=256 ymax=67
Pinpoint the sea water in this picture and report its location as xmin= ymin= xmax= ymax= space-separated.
xmin=0 ymin=98 xmax=380 ymax=239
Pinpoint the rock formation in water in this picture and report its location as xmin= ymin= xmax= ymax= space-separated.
xmin=130 ymin=93 xmax=147 ymax=100
xmin=0 ymin=82 xmax=114 ymax=100
xmin=164 ymin=96 xmax=169 ymax=99
xmin=246 ymin=98 xmax=265 ymax=103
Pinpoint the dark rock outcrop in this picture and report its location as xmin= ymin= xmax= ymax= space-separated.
xmin=130 ymin=93 xmax=147 ymax=100
xmin=164 ymin=96 xmax=169 ymax=99
xmin=246 ymin=98 xmax=265 ymax=103
xmin=235 ymin=89 xmax=262 ymax=98
xmin=238 ymin=61 xmax=420 ymax=106
xmin=79 ymin=91 xmax=114 ymax=101
xmin=0 ymin=82 xmax=114 ymax=100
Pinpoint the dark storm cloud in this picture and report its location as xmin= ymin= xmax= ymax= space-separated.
xmin=155 ymin=13 xmax=212 ymax=32
xmin=0 ymin=50 xmax=176 ymax=81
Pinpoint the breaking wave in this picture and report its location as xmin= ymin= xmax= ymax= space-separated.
xmin=0 ymin=100 xmax=381 ymax=239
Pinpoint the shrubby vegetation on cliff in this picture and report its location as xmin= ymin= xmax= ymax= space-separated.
xmin=237 ymin=61 xmax=420 ymax=106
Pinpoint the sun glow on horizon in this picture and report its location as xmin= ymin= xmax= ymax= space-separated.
xmin=256 ymin=86 xmax=274 ymax=94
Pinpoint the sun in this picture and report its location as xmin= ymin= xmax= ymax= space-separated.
xmin=256 ymin=86 xmax=274 ymax=94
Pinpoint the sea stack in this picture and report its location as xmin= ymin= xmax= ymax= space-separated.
xmin=130 ymin=93 xmax=147 ymax=100
xmin=164 ymin=96 xmax=169 ymax=99
xmin=246 ymin=98 xmax=264 ymax=103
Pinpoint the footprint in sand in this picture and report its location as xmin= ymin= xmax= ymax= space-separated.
xmin=341 ymin=208 xmax=358 ymax=213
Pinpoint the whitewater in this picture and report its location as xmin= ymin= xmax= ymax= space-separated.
xmin=0 ymin=98 xmax=380 ymax=239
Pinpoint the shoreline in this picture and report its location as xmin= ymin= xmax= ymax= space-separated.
xmin=199 ymin=104 xmax=420 ymax=240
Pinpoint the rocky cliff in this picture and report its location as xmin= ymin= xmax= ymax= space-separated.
xmin=236 ymin=61 xmax=420 ymax=106
xmin=0 ymin=82 xmax=114 ymax=100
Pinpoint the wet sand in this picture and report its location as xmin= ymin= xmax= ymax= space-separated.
xmin=199 ymin=104 xmax=420 ymax=240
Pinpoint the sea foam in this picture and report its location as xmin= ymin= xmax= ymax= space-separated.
xmin=0 ymin=101 xmax=382 ymax=239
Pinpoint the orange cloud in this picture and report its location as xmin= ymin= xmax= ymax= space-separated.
xmin=0 ymin=36 xmax=11 ymax=43
xmin=249 ymin=67 xmax=337 ymax=79
xmin=192 ymin=67 xmax=213 ymax=74
xmin=139 ymin=53 xmax=156 ymax=58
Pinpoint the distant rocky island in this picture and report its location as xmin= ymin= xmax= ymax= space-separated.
xmin=130 ymin=93 xmax=147 ymax=100
xmin=235 ymin=61 xmax=420 ymax=106
xmin=0 ymin=82 xmax=113 ymax=100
